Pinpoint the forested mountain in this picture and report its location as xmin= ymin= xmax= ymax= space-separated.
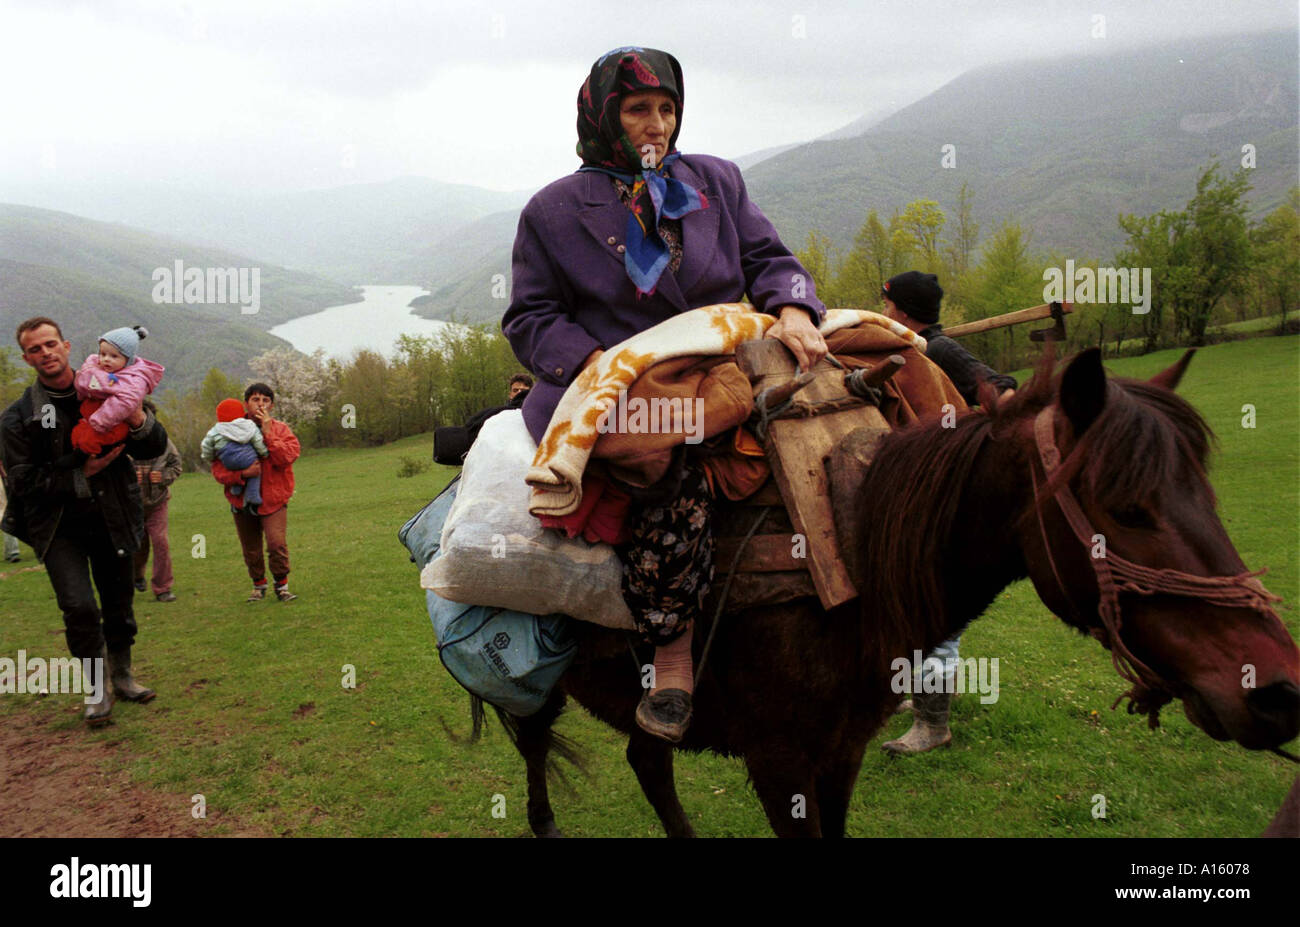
xmin=0 ymin=258 xmax=288 ymax=393
xmin=0 ymin=177 xmax=529 ymax=286
xmin=745 ymin=30 xmax=1297 ymax=258
xmin=0 ymin=204 xmax=356 ymax=328
xmin=0 ymin=204 xmax=354 ymax=390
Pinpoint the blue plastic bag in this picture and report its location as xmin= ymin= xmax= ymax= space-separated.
xmin=399 ymin=477 xmax=577 ymax=717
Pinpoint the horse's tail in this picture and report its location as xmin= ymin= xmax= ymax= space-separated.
xmin=476 ymin=691 xmax=589 ymax=790
xmin=469 ymin=693 xmax=487 ymax=743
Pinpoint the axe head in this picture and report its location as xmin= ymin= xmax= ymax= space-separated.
xmin=1030 ymin=301 xmax=1068 ymax=342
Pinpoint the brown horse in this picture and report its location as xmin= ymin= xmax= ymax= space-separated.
xmin=489 ymin=347 xmax=1300 ymax=837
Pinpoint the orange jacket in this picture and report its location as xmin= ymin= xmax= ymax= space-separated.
xmin=210 ymin=418 xmax=300 ymax=514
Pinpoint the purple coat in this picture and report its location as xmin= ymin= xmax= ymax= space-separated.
xmin=503 ymin=153 xmax=826 ymax=442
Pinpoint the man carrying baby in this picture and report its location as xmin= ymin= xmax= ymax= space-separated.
xmin=1 ymin=318 xmax=167 ymax=726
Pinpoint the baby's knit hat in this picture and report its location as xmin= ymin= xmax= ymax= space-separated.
xmin=216 ymin=398 xmax=245 ymax=423
xmin=99 ymin=325 xmax=149 ymax=365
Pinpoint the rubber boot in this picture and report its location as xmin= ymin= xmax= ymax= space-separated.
xmin=83 ymin=647 xmax=114 ymax=726
xmin=107 ymin=646 xmax=156 ymax=703
xmin=882 ymin=690 xmax=952 ymax=755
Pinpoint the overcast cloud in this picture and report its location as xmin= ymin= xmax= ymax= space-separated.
xmin=1 ymin=0 xmax=1295 ymax=194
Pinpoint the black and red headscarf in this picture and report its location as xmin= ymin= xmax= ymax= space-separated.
xmin=576 ymin=47 xmax=707 ymax=295
xmin=576 ymin=46 xmax=684 ymax=171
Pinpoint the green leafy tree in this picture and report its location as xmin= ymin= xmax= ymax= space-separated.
xmin=894 ymin=200 xmax=947 ymax=275
xmin=965 ymin=222 xmax=1043 ymax=370
xmin=944 ymin=183 xmax=979 ymax=278
xmin=1247 ymin=186 xmax=1300 ymax=331
xmin=938 ymin=186 xmax=981 ymax=325
xmin=1179 ymin=163 xmax=1252 ymax=345
xmin=1038 ymin=251 xmax=1131 ymax=356
xmin=1118 ymin=161 xmax=1253 ymax=350
xmin=152 ymin=367 xmax=250 ymax=469
xmin=199 ymin=367 xmax=246 ymax=412
xmin=433 ymin=323 xmax=519 ymax=428
xmin=156 ymin=387 xmax=208 ymax=469
xmin=331 ymin=349 xmax=411 ymax=445
xmin=394 ymin=332 xmax=449 ymax=435
xmin=838 ymin=210 xmax=913 ymax=310
xmin=795 ymin=232 xmax=844 ymax=309
xmin=1116 ymin=209 xmax=1179 ymax=352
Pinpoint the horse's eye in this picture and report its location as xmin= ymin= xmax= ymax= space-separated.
xmin=1111 ymin=505 xmax=1156 ymax=529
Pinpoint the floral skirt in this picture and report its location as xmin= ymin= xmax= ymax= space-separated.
xmin=618 ymin=463 xmax=715 ymax=646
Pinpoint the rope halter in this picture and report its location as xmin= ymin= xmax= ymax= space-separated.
xmin=1029 ymin=406 xmax=1283 ymax=729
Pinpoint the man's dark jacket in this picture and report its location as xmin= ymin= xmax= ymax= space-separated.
xmin=0 ymin=379 xmax=168 ymax=559
xmin=918 ymin=324 xmax=1017 ymax=406
xmin=433 ymin=389 xmax=529 ymax=465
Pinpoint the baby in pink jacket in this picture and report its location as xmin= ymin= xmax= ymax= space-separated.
xmin=72 ymin=326 xmax=165 ymax=456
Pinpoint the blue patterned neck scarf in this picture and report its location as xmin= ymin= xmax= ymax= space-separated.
xmin=579 ymin=154 xmax=707 ymax=295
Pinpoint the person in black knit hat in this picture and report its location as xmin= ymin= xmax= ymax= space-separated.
xmin=878 ymin=271 xmax=1016 ymax=754
xmin=881 ymin=270 xmax=1016 ymax=406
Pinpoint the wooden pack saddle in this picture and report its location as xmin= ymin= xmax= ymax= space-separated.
xmin=706 ymin=339 xmax=903 ymax=615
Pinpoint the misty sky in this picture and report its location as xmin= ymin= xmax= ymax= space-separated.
xmin=1 ymin=0 xmax=1295 ymax=195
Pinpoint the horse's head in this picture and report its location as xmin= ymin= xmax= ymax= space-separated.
xmin=1011 ymin=348 xmax=1299 ymax=751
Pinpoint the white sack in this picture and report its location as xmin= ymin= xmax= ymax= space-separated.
xmin=423 ymin=409 xmax=635 ymax=630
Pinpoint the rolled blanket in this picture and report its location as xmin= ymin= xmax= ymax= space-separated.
xmin=526 ymin=304 xmax=925 ymax=517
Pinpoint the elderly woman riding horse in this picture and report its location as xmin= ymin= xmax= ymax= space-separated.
xmin=503 ymin=46 xmax=828 ymax=741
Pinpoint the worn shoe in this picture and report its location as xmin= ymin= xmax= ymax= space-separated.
xmin=83 ymin=647 xmax=114 ymax=726
xmin=635 ymin=689 xmax=693 ymax=743
xmin=275 ymin=585 xmax=297 ymax=602
xmin=4 ymin=554 xmax=20 ymax=563
xmin=155 ymin=591 xmax=177 ymax=603
xmin=882 ymin=690 xmax=952 ymax=755
xmin=247 ymin=585 xmax=267 ymax=603
xmin=107 ymin=646 xmax=156 ymax=703
xmin=134 ymin=579 xmax=147 ymax=592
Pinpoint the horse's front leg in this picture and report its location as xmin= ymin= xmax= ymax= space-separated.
xmin=747 ymin=756 xmax=822 ymax=837
xmin=626 ymin=730 xmax=696 ymax=837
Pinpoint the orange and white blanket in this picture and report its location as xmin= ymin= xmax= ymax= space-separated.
xmin=526 ymin=304 xmax=926 ymax=517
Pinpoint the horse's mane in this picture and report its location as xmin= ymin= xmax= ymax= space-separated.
xmin=856 ymin=403 xmax=996 ymax=671
xmin=858 ymin=349 xmax=1215 ymax=675
xmin=1049 ymin=378 xmax=1214 ymax=511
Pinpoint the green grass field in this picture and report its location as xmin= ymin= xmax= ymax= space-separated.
xmin=2 ymin=336 xmax=1297 ymax=837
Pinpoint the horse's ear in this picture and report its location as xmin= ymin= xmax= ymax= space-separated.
xmin=1148 ymin=349 xmax=1195 ymax=391
xmin=1059 ymin=348 xmax=1107 ymax=435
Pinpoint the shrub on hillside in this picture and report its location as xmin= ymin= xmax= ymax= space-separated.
xmin=396 ymin=456 xmax=430 ymax=479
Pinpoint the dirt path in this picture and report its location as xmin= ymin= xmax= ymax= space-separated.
xmin=0 ymin=707 xmax=269 ymax=837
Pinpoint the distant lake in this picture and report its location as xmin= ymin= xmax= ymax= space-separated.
xmin=268 ymin=285 xmax=456 ymax=359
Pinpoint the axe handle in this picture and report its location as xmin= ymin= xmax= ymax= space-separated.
xmin=944 ymin=302 xmax=1073 ymax=338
